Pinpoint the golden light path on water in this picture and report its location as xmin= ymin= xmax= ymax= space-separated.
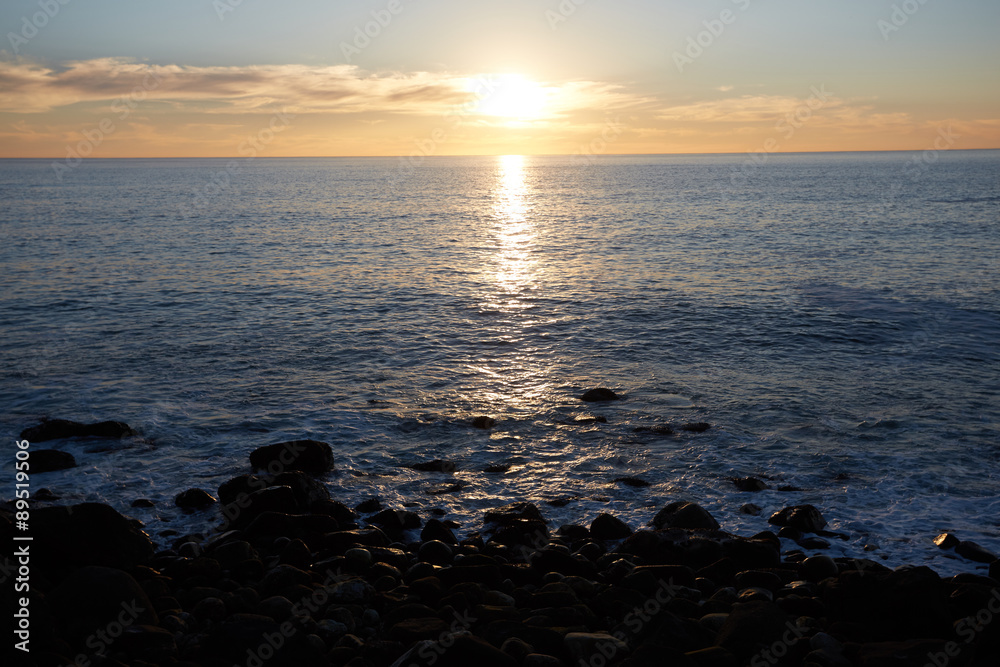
xmin=474 ymin=155 xmax=558 ymax=416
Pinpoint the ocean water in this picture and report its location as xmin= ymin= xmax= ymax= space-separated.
xmin=1 ymin=152 xmax=998 ymax=575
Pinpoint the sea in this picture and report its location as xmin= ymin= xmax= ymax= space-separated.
xmin=1 ymin=151 xmax=998 ymax=576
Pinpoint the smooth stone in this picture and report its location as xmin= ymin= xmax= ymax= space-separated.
xmin=421 ymin=518 xmax=459 ymax=545
xmin=590 ymin=513 xmax=633 ymax=540
xmin=523 ymin=655 xmax=563 ymax=667
xmin=651 ymin=501 xmax=720 ymax=530
xmin=801 ymin=556 xmax=839 ymax=582
xmin=739 ymin=503 xmax=762 ymax=516
xmin=249 ymin=439 xmax=335 ymax=474
xmin=564 ymin=632 xmax=628 ymax=663
xmin=131 ymin=498 xmax=155 ymax=508
xmin=797 ymin=536 xmax=832 ymax=550
xmin=501 ymin=637 xmax=534 ymax=662
xmin=345 ymin=548 xmax=373 ymax=569
xmin=174 ymin=488 xmax=217 ymax=509
xmin=484 ymin=463 xmax=512 ymax=473
xmin=31 ymin=449 xmax=77 ymax=473
xmin=613 ymin=476 xmax=651 ymax=488
xmin=31 ymin=503 xmax=154 ymax=572
xmin=768 ymin=504 xmax=828 ymax=533
xmin=681 ymin=422 xmax=711 ymax=433
xmin=732 ymin=477 xmax=768 ymax=492
xmin=48 ymin=566 xmax=158 ymax=643
xmin=418 ymin=540 xmax=454 ymax=566
xmin=355 ymin=496 xmax=382 ymax=513
xmin=955 ymin=540 xmax=998 ymax=563
xmin=408 ymin=459 xmax=457 ymax=472
xmin=472 ymin=416 xmax=496 ymax=429
xmin=20 ymin=418 xmax=137 ymax=442
xmin=933 ymin=532 xmax=960 ymax=549
xmin=580 ymin=387 xmax=620 ymax=402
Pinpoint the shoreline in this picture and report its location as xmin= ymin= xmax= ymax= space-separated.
xmin=8 ymin=432 xmax=1000 ymax=666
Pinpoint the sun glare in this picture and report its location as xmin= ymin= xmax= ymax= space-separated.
xmin=472 ymin=74 xmax=549 ymax=122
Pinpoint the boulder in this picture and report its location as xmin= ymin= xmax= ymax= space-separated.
xmin=956 ymin=540 xmax=998 ymax=563
xmin=581 ymin=388 xmax=620 ymax=402
xmin=681 ymin=422 xmax=711 ymax=433
xmin=31 ymin=503 xmax=154 ymax=575
xmin=249 ymin=440 xmax=334 ymax=475
xmin=732 ymin=477 xmax=768 ymax=492
xmin=614 ymin=477 xmax=651 ymax=488
xmin=271 ymin=471 xmax=331 ymax=509
xmin=472 ymin=416 xmax=496 ymax=429
xmin=31 ymin=449 xmax=77 ymax=473
xmin=590 ymin=513 xmax=633 ymax=540
xmin=20 ymin=419 xmax=137 ymax=442
xmin=652 ymin=501 xmax=720 ymax=530
xmin=175 ymin=488 xmax=217 ymax=509
xmin=407 ymin=459 xmax=457 ymax=473
xmin=485 ymin=502 xmax=545 ymax=526
xmin=932 ymin=532 xmax=960 ymax=549
xmin=767 ymin=505 xmax=827 ymax=533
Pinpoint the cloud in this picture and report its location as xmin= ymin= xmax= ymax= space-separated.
xmin=0 ymin=58 xmax=475 ymax=114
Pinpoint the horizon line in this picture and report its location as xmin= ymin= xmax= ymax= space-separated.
xmin=3 ymin=147 xmax=999 ymax=160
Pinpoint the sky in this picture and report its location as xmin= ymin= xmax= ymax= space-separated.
xmin=1 ymin=0 xmax=998 ymax=157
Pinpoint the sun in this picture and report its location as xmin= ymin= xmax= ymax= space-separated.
xmin=471 ymin=74 xmax=549 ymax=122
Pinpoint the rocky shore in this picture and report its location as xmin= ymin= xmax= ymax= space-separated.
xmin=7 ymin=429 xmax=1000 ymax=667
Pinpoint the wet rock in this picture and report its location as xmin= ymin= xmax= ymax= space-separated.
xmin=217 ymin=474 xmax=267 ymax=506
xmin=484 ymin=463 xmax=512 ymax=473
xmin=777 ymin=485 xmax=802 ymax=492
xmin=732 ymin=477 xmax=768 ymax=492
xmin=270 ymin=471 xmax=331 ymax=509
xmin=131 ymin=498 xmax=155 ymax=508
xmin=249 ymin=439 xmax=334 ymax=475
xmin=408 ymin=459 xmax=457 ymax=473
xmin=418 ymin=540 xmax=453 ymax=566
xmin=634 ymin=424 xmax=675 ymax=435
xmin=797 ymin=536 xmax=831 ymax=550
xmin=33 ymin=488 xmax=60 ymax=501
xmin=932 ymin=532 xmax=960 ymax=549
xmin=355 ymin=496 xmax=383 ymax=514
xmin=581 ymin=387 xmax=620 ymax=402
xmin=31 ymin=449 xmax=77 ymax=473
xmin=715 ymin=601 xmax=796 ymax=658
xmin=684 ymin=646 xmax=737 ymax=666
xmin=485 ymin=502 xmax=545 ymax=526
xmin=391 ymin=635 xmax=518 ymax=667
xmin=955 ymin=540 xmax=998 ymax=563
xmin=681 ymin=422 xmax=711 ymax=433
xmin=369 ymin=508 xmax=421 ymax=532
xmin=652 ymin=501 xmax=721 ymax=530
xmin=767 ymin=505 xmax=827 ymax=533
xmin=421 ymin=519 xmax=459 ymax=545
xmin=425 ymin=480 xmax=468 ymax=495
xmin=990 ymin=560 xmax=1000 ymax=581
xmin=800 ymin=556 xmax=839 ymax=582
xmin=574 ymin=414 xmax=607 ymax=424
xmin=614 ymin=476 xmax=651 ymax=488
xmin=20 ymin=419 xmax=137 ymax=442
xmin=738 ymin=504 xmax=762 ymax=516
xmin=31 ymin=503 xmax=154 ymax=573
xmin=523 ymin=654 xmax=563 ymax=667
xmin=174 ymin=488 xmax=217 ymax=509
xmin=591 ymin=513 xmax=633 ymax=540
xmin=48 ymin=566 xmax=158 ymax=644
xmin=472 ymin=416 xmax=496 ymax=429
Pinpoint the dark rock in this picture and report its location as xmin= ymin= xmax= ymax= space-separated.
xmin=355 ymin=496 xmax=383 ymax=513
xmin=732 ymin=477 xmax=768 ymax=492
xmin=565 ymin=633 xmax=629 ymax=664
xmin=31 ymin=503 xmax=154 ymax=573
xmin=260 ymin=564 xmax=312 ymax=597
xmin=271 ymin=471 xmax=331 ymax=508
xmin=591 ymin=513 xmax=633 ymax=540
xmin=48 ymin=566 xmax=158 ymax=644
xmin=20 ymin=419 xmax=137 ymax=442
xmin=472 ymin=416 xmax=496 ymax=429
xmin=652 ymin=501 xmax=720 ymax=530
xmin=531 ymin=548 xmax=595 ymax=578
xmin=369 ymin=508 xmax=421 ymax=532
xmin=956 ymin=540 xmax=998 ymax=563
xmin=797 ymin=536 xmax=831 ymax=550
xmin=932 ymin=532 xmax=960 ymax=549
xmin=228 ymin=486 xmax=300 ymax=528
xmin=421 ymin=519 xmax=459 ymax=545
xmin=33 ymin=488 xmax=60 ymax=501
xmin=249 ymin=439 xmax=334 ymax=475
xmin=408 ymin=459 xmax=457 ymax=473
xmin=683 ymin=646 xmax=737 ymax=667
xmin=417 ymin=540 xmax=453 ymax=566
xmin=634 ymin=424 xmax=675 ymax=435
xmin=680 ymin=422 xmax=711 ymax=433
xmin=523 ymin=654 xmax=563 ymax=667
xmin=131 ymin=498 xmax=155 ymax=508
xmin=767 ymin=505 xmax=827 ymax=533
xmin=574 ymin=414 xmax=608 ymax=424
xmin=777 ymin=485 xmax=802 ymax=492
xmin=425 ymin=480 xmax=468 ymax=495
xmin=312 ymin=499 xmax=357 ymax=524
xmin=217 ymin=473 xmax=267 ymax=506
xmin=174 ymin=488 xmax=217 ymax=509
xmin=738 ymin=504 xmax=762 ymax=516
xmin=800 ymin=556 xmax=839 ymax=582
xmin=715 ymin=601 xmax=796 ymax=657
xmin=777 ymin=526 xmax=802 ymax=541
xmin=614 ymin=476 xmax=652 ymax=488
xmin=581 ymin=387 xmax=620 ymax=402
xmin=485 ymin=502 xmax=545 ymax=526
xmin=989 ymin=560 xmax=1000 ymax=581
xmin=484 ymin=463 xmax=512 ymax=473
xmin=31 ymin=449 xmax=77 ymax=473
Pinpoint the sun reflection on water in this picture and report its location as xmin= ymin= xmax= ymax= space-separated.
xmin=492 ymin=155 xmax=536 ymax=298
